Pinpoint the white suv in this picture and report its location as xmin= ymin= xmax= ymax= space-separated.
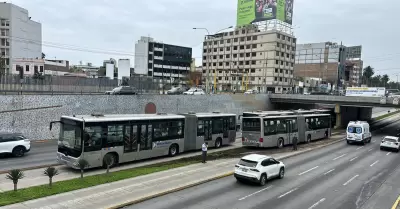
xmin=380 ymin=136 xmax=400 ymax=152
xmin=0 ymin=133 xmax=31 ymax=157
xmin=234 ymin=154 xmax=285 ymax=186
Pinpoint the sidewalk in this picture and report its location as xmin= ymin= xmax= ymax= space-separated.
xmin=1 ymin=134 xmax=345 ymax=209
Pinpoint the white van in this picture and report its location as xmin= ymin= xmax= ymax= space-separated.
xmin=346 ymin=121 xmax=372 ymax=145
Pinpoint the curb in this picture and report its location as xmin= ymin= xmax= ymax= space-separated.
xmin=0 ymin=163 xmax=61 ymax=175
xmin=392 ymin=196 xmax=400 ymax=209
xmin=107 ymin=137 xmax=345 ymax=209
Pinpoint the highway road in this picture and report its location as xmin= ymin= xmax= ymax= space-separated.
xmin=125 ymin=121 xmax=400 ymax=209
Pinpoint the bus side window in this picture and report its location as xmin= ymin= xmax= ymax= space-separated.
xmin=197 ymin=120 xmax=204 ymax=136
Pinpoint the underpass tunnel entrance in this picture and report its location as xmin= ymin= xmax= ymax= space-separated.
xmin=339 ymin=106 xmax=373 ymax=128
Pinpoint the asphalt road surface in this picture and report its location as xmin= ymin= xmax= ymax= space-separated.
xmin=0 ymin=139 xmax=57 ymax=172
xmin=125 ymin=121 xmax=400 ymax=209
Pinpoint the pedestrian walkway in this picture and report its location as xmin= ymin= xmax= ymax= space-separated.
xmin=1 ymin=135 xmax=345 ymax=209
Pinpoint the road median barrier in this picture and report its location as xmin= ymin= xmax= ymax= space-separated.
xmin=392 ymin=195 xmax=400 ymax=209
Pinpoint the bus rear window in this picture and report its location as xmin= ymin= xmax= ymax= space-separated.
xmin=348 ymin=126 xmax=362 ymax=134
xmin=238 ymin=159 xmax=258 ymax=168
xmin=243 ymin=118 xmax=261 ymax=132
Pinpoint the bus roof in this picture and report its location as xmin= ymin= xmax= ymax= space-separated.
xmin=183 ymin=112 xmax=236 ymax=118
xmin=258 ymin=113 xmax=331 ymax=119
xmin=61 ymin=114 xmax=186 ymax=123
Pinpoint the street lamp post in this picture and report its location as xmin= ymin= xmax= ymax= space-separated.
xmin=193 ymin=26 xmax=233 ymax=94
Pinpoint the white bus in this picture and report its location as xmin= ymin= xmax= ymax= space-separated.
xmin=242 ymin=113 xmax=331 ymax=148
xmin=50 ymin=112 xmax=237 ymax=169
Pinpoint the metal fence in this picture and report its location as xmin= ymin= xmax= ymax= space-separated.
xmin=0 ymin=75 xmax=177 ymax=94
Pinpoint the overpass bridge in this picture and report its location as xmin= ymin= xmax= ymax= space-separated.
xmin=269 ymin=94 xmax=400 ymax=128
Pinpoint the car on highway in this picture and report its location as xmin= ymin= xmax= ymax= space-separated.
xmin=0 ymin=132 xmax=31 ymax=157
xmin=166 ymin=87 xmax=185 ymax=95
xmin=234 ymin=154 xmax=285 ymax=186
xmin=106 ymin=86 xmax=137 ymax=95
xmin=346 ymin=121 xmax=372 ymax=145
xmin=244 ymin=89 xmax=258 ymax=94
xmin=183 ymin=88 xmax=205 ymax=95
xmin=380 ymin=136 xmax=400 ymax=152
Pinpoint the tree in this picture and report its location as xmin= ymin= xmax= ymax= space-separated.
xmin=362 ymin=66 xmax=374 ymax=85
xmin=381 ymin=74 xmax=389 ymax=87
xmin=76 ymin=158 xmax=90 ymax=179
xmin=5 ymin=169 xmax=25 ymax=191
xmin=43 ymin=167 xmax=60 ymax=187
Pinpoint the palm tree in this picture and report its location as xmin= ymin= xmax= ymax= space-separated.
xmin=103 ymin=154 xmax=114 ymax=174
xmin=381 ymin=74 xmax=390 ymax=87
xmin=5 ymin=169 xmax=25 ymax=191
xmin=43 ymin=167 xmax=60 ymax=187
xmin=77 ymin=158 xmax=90 ymax=179
xmin=362 ymin=66 xmax=374 ymax=85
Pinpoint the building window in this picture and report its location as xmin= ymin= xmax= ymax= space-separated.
xmin=226 ymin=47 xmax=230 ymax=51
xmin=246 ymin=45 xmax=251 ymax=49
xmin=251 ymin=77 xmax=255 ymax=81
xmin=219 ymin=55 xmax=223 ymax=59
xmin=286 ymin=62 xmax=289 ymax=66
xmin=277 ymin=43 xmax=280 ymax=47
xmin=226 ymin=54 xmax=230 ymax=58
xmin=287 ymin=45 xmax=290 ymax=50
xmin=233 ymin=54 xmax=237 ymax=58
xmin=251 ymin=60 xmax=256 ymax=65
xmin=275 ymin=77 xmax=278 ymax=81
xmin=214 ymin=41 xmax=217 ymax=45
xmin=235 ymin=31 xmax=239 ymax=35
xmin=220 ymin=40 xmax=224 ymax=44
xmin=275 ymin=60 xmax=279 ymax=64
xmin=234 ymin=46 xmax=238 ymax=50
xmin=246 ymin=53 xmax=250 ymax=57
xmin=276 ymin=51 xmax=279 ymax=56
xmin=287 ymin=37 xmax=291 ymax=42
xmin=219 ymin=62 xmax=223 ymax=66
xmin=285 ymin=78 xmax=288 ymax=82
xmin=285 ymin=70 xmax=288 ymax=74
xmin=229 ymin=32 xmax=234 ymax=36
xmin=213 ymin=55 xmax=217 ymax=59
xmin=251 ymin=69 xmax=255 ymax=73
xmin=280 ymin=77 xmax=283 ymax=81
xmin=242 ymin=30 xmax=246 ymax=34
xmin=252 ymin=52 xmax=256 ymax=57
xmin=280 ymin=69 xmax=283 ymax=73
xmin=247 ymin=36 xmax=251 ymax=41
xmin=252 ymin=44 xmax=257 ymax=48
xmin=281 ymin=61 xmax=284 ymax=65
xmin=253 ymin=36 xmax=258 ymax=40
xmin=281 ymin=35 xmax=285 ymax=40
xmin=239 ymin=61 xmax=243 ymax=65
xmin=240 ymin=37 xmax=245 ymax=41
xmin=245 ymin=61 xmax=250 ymax=65
xmin=291 ymin=63 xmax=294 ymax=67
xmin=213 ymin=63 xmax=216 ymax=66
xmin=25 ymin=65 xmax=29 ymax=72
xmin=214 ymin=48 xmax=217 ymax=52
xmin=240 ymin=53 xmax=244 ymax=57
xmin=234 ymin=38 xmax=238 ymax=42
xmin=281 ymin=52 xmax=284 ymax=56
xmin=226 ymin=62 xmax=229 ymax=66
xmin=227 ymin=39 xmax=231 ymax=43
xmin=286 ymin=53 xmax=290 ymax=58
xmin=277 ymin=34 xmax=280 ymax=39
xmin=240 ymin=45 xmax=244 ymax=50
xmin=275 ymin=68 xmax=278 ymax=73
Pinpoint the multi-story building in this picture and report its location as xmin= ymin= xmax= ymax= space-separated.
xmin=0 ymin=3 xmax=42 ymax=75
xmin=201 ymin=23 xmax=296 ymax=93
xmin=295 ymin=42 xmax=362 ymax=87
xmin=134 ymin=36 xmax=192 ymax=86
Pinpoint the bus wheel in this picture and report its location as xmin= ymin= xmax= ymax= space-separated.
xmin=277 ymin=138 xmax=284 ymax=149
xmin=215 ymin=138 xmax=222 ymax=148
xmin=169 ymin=144 xmax=179 ymax=157
xmin=103 ymin=153 xmax=118 ymax=168
xmin=306 ymin=135 xmax=311 ymax=144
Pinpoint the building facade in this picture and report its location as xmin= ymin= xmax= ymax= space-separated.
xmin=134 ymin=36 xmax=192 ymax=86
xmin=0 ymin=3 xmax=42 ymax=74
xmin=201 ymin=24 xmax=296 ymax=93
xmin=295 ymin=42 xmax=362 ymax=87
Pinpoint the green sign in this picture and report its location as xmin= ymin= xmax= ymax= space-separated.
xmin=237 ymin=0 xmax=294 ymax=26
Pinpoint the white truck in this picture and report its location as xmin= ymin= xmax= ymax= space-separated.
xmin=346 ymin=121 xmax=372 ymax=145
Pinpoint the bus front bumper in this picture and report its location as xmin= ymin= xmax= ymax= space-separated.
xmin=57 ymin=153 xmax=80 ymax=169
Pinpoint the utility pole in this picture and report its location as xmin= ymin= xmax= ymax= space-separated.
xmin=337 ymin=41 xmax=346 ymax=92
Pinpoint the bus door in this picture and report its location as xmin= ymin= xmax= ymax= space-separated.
xmin=137 ymin=123 xmax=155 ymax=159
xmin=204 ymin=120 xmax=212 ymax=141
xmin=123 ymin=123 xmax=138 ymax=160
xmin=222 ymin=117 xmax=229 ymax=138
xmin=285 ymin=120 xmax=292 ymax=144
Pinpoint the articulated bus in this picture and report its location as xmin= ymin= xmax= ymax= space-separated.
xmin=242 ymin=113 xmax=331 ymax=148
xmin=50 ymin=112 xmax=237 ymax=169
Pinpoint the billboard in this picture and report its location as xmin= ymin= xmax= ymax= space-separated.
xmin=345 ymin=87 xmax=385 ymax=97
xmin=237 ymin=0 xmax=294 ymax=26
xmin=346 ymin=45 xmax=362 ymax=59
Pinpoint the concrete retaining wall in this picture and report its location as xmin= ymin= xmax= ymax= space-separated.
xmin=0 ymin=94 xmax=272 ymax=140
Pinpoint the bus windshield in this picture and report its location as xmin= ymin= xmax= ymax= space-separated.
xmin=59 ymin=119 xmax=82 ymax=151
xmin=242 ymin=118 xmax=261 ymax=132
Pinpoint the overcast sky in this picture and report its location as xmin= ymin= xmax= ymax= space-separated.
xmin=10 ymin=0 xmax=400 ymax=81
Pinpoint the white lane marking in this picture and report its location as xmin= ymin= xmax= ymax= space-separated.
xmin=356 ymin=146 xmax=364 ymax=150
xmin=387 ymin=152 xmax=391 ymax=156
xmin=324 ymin=169 xmax=335 ymax=175
xmin=372 ymin=140 xmax=376 ymax=143
xmin=298 ymin=166 xmax=319 ymax=176
xmin=333 ymin=154 xmax=347 ymax=161
xmin=278 ymin=188 xmax=298 ymax=199
xmin=370 ymin=160 xmax=379 ymax=167
xmin=238 ymin=185 xmax=273 ymax=201
xmin=368 ymin=148 xmax=373 ymax=152
xmin=350 ymin=156 xmax=358 ymax=162
xmin=308 ymin=198 xmax=326 ymax=209
xmin=343 ymin=175 xmax=359 ymax=186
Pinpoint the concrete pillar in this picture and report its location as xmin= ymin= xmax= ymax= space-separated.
xmin=334 ymin=104 xmax=341 ymax=129
xmin=358 ymin=107 xmax=373 ymax=121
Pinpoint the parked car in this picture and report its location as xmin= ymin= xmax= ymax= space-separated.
xmin=106 ymin=86 xmax=137 ymax=95
xmin=167 ymin=87 xmax=185 ymax=95
xmin=0 ymin=132 xmax=31 ymax=157
xmin=234 ymin=154 xmax=285 ymax=186
xmin=183 ymin=88 xmax=205 ymax=95
xmin=380 ymin=136 xmax=400 ymax=152
xmin=244 ymin=89 xmax=258 ymax=94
